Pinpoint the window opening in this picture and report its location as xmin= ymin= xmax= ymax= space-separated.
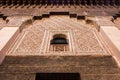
xmin=50 ymin=34 xmax=69 ymax=51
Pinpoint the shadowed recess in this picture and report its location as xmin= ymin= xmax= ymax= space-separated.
xmin=35 ymin=73 xmax=81 ymax=80
xmin=0 ymin=0 xmax=120 ymax=6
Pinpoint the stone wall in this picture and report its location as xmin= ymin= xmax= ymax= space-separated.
xmin=0 ymin=55 xmax=120 ymax=80
xmin=0 ymin=16 xmax=120 ymax=80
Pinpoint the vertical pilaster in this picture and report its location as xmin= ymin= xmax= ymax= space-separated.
xmin=0 ymin=27 xmax=20 ymax=64
xmin=0 ymin=16 xmax=33 ymax=64
xmin=95 ymin=16 xmax=120 ymax=67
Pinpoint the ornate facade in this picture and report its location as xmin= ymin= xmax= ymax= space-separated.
xmin=0 ymin=0 xmax=120 ymax=80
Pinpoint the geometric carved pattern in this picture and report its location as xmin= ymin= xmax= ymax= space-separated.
xmin=10 ymin=16 xmax=109 ymax=55
xmin=74 ymin=29 xmax=105 ymax=53
xmin=13 ymin=26 xmax=45 ymax=54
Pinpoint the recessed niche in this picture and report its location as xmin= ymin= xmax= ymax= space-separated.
xmin=35 ymin=73 xmax=81 ymax=80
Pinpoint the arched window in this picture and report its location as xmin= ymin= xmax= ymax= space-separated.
xmin=50 ymin=34 xmax=69 ymax=51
